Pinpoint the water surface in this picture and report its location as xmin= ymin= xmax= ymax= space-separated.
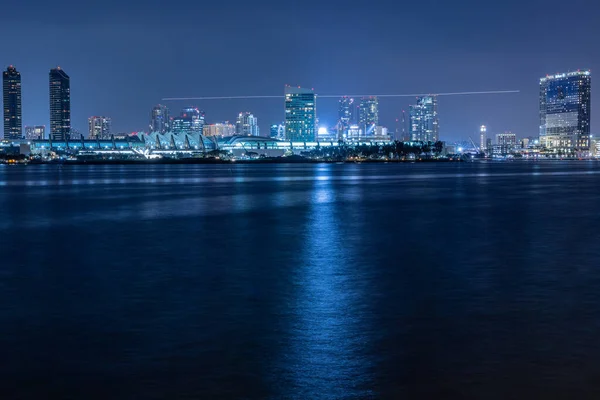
xmin=1 ymin=162 xmax=600 ymax=399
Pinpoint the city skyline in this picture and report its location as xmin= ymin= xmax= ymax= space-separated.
xmin=0 ymin=68 xmax=591 ymax=143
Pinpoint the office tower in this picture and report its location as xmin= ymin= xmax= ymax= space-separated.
xmin=285 ymin=86 xmax=316 ymax=142
xmin=235 ymin=112 xmax=259 ymax=136
xmin=338 ymin=97 xmax=354 ymax=134
xmin=375 ymin=126 xmax=389 ymax=139
xmin=88 ymin=116 xmax=111 ymax=139
xmin=203 ymin=123 xmax=236 ymax=137
xmin=539 ymin=70 xmax=591 ymax=151
xmin=25 ymin=125 xmax=45 ymax=140
xmin=496 ymin=132 xmax=517 ymax=154
xmin=410 ymin=96 xmax=439 ymax=142
xmin=402 ymin=110 xmax=410 ymax=141
xmin=150 ymin=104 xmax=170 ymax=134
xmin=359 ymin=97 xmax=378 ymax=135
xmin=49 ymin=67 xmax=71 ymax=141
xmin=3 ymin=66 xmax=22 ymax=140
xmin=172 ymin=107 xmax=205 ymax=135
xmin=480 ymin=125 xmax=487 ymax=151
xmin=486 ymin=138 xmax=492 ymax=153
xmin=496 ymin=132 xmax=517 ymax=146
xmin=268 ymin=123 xmax=284 ymax=140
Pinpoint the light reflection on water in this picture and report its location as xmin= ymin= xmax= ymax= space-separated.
xmin=1 ymin=163 xmax=600 ymax=399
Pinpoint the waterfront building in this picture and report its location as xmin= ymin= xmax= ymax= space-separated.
xmin=150 ymin=105 xmax=169 ymax=134
xmin=495 ymin=132 xmax=517 ymax=155
xmin=25 ymin=125 xmax=45 ymax=140
xmin=410 ymin=96 xmax=439 ymax=142
xmin=346 ymin=124 xmax=363 ymax=141
xmin=285 ymin=86 xmax=316 ymax=142
xmin=3 ymin=66 xmax=22 ymax=140
xmin=172 ymin=107 xmax=204 ymax=135
xmin=270 ymin=123 xmax=285 ymax=140
xmin=359 ymin=97 xmax=378 ymax=135
xmin=539 ymin=70 xmax=591 ymax=152
xmin=338 ymin=97 xmax=354 ymax=135
xmin=235 ymin=112 xmax=259 ymax=136
xmin=203 ymin=123 xmax=236 ymax=137
xmin=49 ymin=67 xmax=71 ymax=141
xmin=375 ymin=126 xmax=390 ymax=140
xmin=88 ymin=116 xmax=111 ymax=139
xmin=486 ymin=138 xmax=492 ymax=154
xmin=480 ymin=125 xmax=487 ymax=151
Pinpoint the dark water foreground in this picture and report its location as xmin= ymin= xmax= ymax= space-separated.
xmin=1 ymin=162 xmax=600 ymax=399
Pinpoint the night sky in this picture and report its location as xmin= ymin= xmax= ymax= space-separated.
xmin=1 ymin=0 xmax=597 ymax=141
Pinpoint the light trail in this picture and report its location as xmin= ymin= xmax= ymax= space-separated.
xmin=162 ymin=90 xmax=519 ymax=101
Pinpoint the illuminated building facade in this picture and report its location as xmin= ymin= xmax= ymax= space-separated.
xmin=270 ymin=123 xmax=285 ymax=140
xmin=359 ymin=97 xmax=378 ymax=135
xmin=338 ymin=97 xmax=354 ymax=134
xmin=495 ymin=132 xmax=517 ymax=155
xmin=235 ymin=112 xmax=259 ymax=136
xmin=49 ymin=67 xmax=71 ymax=141
xmin=25 ymin=125 xmax=45 ymax=140
xmin=172 ymin=107 xmax=205 ymax=135
xmin=3 ymin=66 xmax=22 ymax=140
xmin=480 ymin=125 xmax=487 ymax=151
xmin=285 ymin=87 xmax=316 ymax=142
xmin=410 ymin=96 xmax=439 ymax=142
xmin=539 ymin=71 xmax=591 ymax=151
xmin=88 ymin=116 xmax=111 ymax=139
xmin=203 ymin=123 xmax=236 ymax=137
xmin=150 ymin=104 xmax=169 ymax=134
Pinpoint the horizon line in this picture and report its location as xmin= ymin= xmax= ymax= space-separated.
xmin=162 ymin=90 xmax=520 ymax=101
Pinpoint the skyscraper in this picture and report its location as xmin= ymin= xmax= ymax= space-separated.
xmin=3 ymin=66 xmax=22 ymax=140
xmin=285 ymin=86 xmax=316 ymax=142
xmin=539 ymin=71 xmax=591 ymax=151
xmin=410 ymin=96 xmax=439 ymax=142
xmin=88 ymin=116 xmax=111 ymax=139
xmin=359 ymin=97 xmax=378 ymax=135
xmin=338 ymin=97 xmax=354 ymax=134
xmin=25 ymin=125 xmax=45 ymax=140
xmin=270 ymin=123 xmax=285 ymax=140
xmin=496 ymin=132 xmax=517 ymax=155
xmin=235 ymin=112 xmax=259 ymax=136
xmin=150 ymin=104 xmax=170 ymax=134
xmin=480 ymin=125 xmax=487 ymax=151
xmin=49 ymin=67 xmax=71 ymax=141
xmin=172 ymin=107 xmax=205 ymax=135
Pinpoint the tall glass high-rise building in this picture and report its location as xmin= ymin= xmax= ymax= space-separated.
xmin=285 ymin=87 xmax=316 ymax=142
xmin=236 ymin=112 xmax=260 ymax=136
xmin=49 ymin=67 xmax=71 ymax=141
xmin=88 ymin=116 xmax=111 ymax=139
xmin=150 ymin=104 xmax=170 ymax=134
xmin=410 ymin=96 xmax=439 ymax=142
xmin=480 ymin=125 xmax=487 ymax=151
xmin=359 ymin=97 xmax=378 ymax=135
xmin=172 ymin=107 xmax=205 ymax=135
xmin=3 ymin=66 xmax=22 ymax=140
xmin=539 ymin=71 xmax=591 ymax=151
xmin=338 ymin=97 xmax=354 ymax=132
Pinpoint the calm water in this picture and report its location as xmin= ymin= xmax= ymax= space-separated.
xmin=2 ymin=162 xmax=600 ymax=399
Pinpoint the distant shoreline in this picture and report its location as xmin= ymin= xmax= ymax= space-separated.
xmin=2 ymin=158 xmax=463 ymax=166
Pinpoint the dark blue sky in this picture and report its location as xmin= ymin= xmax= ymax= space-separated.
xmin=1 ymin=0 xmax=597 ymax=140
